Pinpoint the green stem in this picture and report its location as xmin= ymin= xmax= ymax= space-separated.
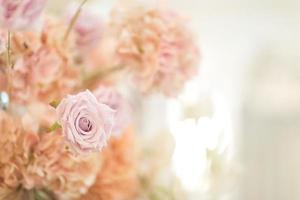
xmin=7 ymin=31 xmax=11 ymax=67
xmin=48 ymin=122 xmax=61 ymax=132
xmin=63 ymin=0 xmax=88 ymax=41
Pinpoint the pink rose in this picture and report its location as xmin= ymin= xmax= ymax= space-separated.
xmin=56 ymin=90 xmax=115 ymax=154
xmin=0 ymin=0 xmax=48 ymax=30
xmin=94 ymin=86 xmax=131 ymax=137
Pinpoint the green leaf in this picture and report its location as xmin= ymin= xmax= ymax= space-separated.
xmin=34 ymin=190 xmax=52 ymax=200
xmin=48 ymin=122 xmax=61 ymax=132
xmin=49 ymin=100 xmax=60 ymax=108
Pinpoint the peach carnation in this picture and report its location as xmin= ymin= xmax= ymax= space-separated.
xmin=111 ymin=5 xmax=200 ymax=96
xmin=0 ymin=110 xmax=102 ymax=200
xmin=25 ymin=131 xmax=102 ymax=199
xmin=7 ymin=19 xmax=79 ymax=104
xmin=80 ymin=127 xmax=138 ymax=200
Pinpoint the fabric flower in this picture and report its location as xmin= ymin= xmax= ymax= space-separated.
xmin=111 ymin=5 xmax=200 ymax=96
xmin=0 ymin=0 xmax=48 ymax=30
xmin=56 ymin=90 xmax=115 ymax=154
xmin=94 ymin=86 xmax=131 ymax=137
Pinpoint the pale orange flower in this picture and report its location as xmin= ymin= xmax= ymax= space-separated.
xmin=111 ymin=5 xmax=200 ymax=96
xmin=0 ymin=111 xmax=102 ymax=200
xmin=8 ymin=19 xmax=79 ymax=104
xmin=80 ymin=127 xmax=138 ymax=200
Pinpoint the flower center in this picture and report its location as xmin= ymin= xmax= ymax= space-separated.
xmin=79 ymin=117 xmax=92 ymax=132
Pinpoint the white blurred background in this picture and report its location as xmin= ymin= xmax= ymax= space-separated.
xmin=171 ymin=1 xmax=300 ymax=200
xmin=147 ymin=1 xmax=300 ymax=199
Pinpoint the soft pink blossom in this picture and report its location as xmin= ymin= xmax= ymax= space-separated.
xmin=56 ymin=90 xmax=115 ymax=154
xmin=0 ymin=0 xmax=48 ymax=30
xmin=65 ymin=4 xmax=103 ymax=52
xmin=111 ymin=6 xmax=200 ymax=96
xmin=94 ymin=86 xmax=131 ymax=137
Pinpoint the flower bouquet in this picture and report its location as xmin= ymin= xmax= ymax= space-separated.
xmin=0 ymin=0 xmax=200 ymax=199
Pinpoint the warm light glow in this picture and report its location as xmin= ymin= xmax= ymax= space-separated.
xmin=168 ymin=91 xmax=233 ymax=192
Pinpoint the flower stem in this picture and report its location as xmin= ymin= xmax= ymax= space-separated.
xmin=63 ymin=0 xmax=88 ymax=41
xmin=6 ymin=31 xmax=12 ymax=99
xmin=48 ymin=122 xmax=62 ymax=132
xmin=82 ymin=65 xmax=124 ymax=89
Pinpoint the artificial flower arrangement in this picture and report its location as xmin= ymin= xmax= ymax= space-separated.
xmin=0 ymin=0 xmax=200 ymax=199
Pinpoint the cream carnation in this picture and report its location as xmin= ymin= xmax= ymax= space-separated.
xmin=56 ymin=90 xmax=115 ymax=154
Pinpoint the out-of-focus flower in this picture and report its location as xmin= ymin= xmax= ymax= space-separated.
xmin=111 ymin=5 xmax=200 ymax=96
xmin=94 ymin=86 xmax=131 ymax=137
xmin=80 ymin=127 xmax=138 ymax=200
xmin=0 ymin=0 xmax=48 ymax=30
xmin=136 ymin=131 xmax=187 ymax=200
xmin=0 ymin=111 xmax=40 ymax=197
xmin=56 ymin=90 xmax=115 ymax=154
xmin=13 ymin=46 xmax=62 ymax=97
xmin=12 ymin=45 xmax=78 ymax=104
xmin=27 ymin=131 xmax=102 ymax=199
xmin=0 ymin=111 xmax=25 ymax=188
xmin=8 ymin=19 xmax=79 ymax=104
xmin=0 ymin=110 xmax=102 ymax=199
xmin=30 ymin=47 xmax=62 ymax=85
xmin=41 ymin=17 xmax=77 ymax=54
xmin=20 ymin=101 xmax=57 ymax=133
xmin=64 ymin=4 xmax=103 ymax=52
xmin=0 ymin=33 xmax=5 ymax=54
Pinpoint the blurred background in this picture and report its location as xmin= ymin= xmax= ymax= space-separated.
xmin=49 ymin=0 xmax=300 ymax=199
